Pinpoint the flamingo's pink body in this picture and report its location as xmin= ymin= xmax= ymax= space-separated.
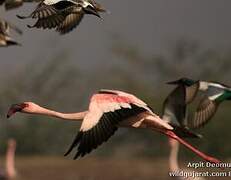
xmin=7 ymin=89 xmax=220 ymax=163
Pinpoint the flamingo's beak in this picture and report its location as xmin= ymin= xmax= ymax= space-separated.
xmin=7 ymin=103 xmax=26 ymax=118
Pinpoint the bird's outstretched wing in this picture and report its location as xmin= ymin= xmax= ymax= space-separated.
xmin=17 ymin=3 xmax=59 ymax=19
xmin=27 ymin=14 xmax=65 ymax=29
xmin=185 ymin=81 xmax=200 ymax=104
xmin=4 ymin=0 xmax=23 ymax=10
xmin=189 ymin=97 xmax=219 ymax=129
xmin=162 ymin=84 xmax=186 ymax=126
xmin=65 ymin=93 xmax=149 ymax=159
xmin=163 ymin=85 xmax=202 ymax=138
xmin=0 ymin=35 xmax=20 ymax=46
xmin=56 ymin=11 xmax=84 ymax=34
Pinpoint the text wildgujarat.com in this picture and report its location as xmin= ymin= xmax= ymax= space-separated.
xmin=169 ymin=170 xmax=231 ymax=178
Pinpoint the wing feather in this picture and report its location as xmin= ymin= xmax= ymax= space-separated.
xmin=28 ymin=14 xmax=65 ymax=29
xmin=65 ymin=102 xmax=147 ymax=159
xmin=32 ymin=3 xmax=59 ymax=19
xmin=189 ymin=97 xmax=219 ymax=129
xmin=186 ymin=81 xmax=200 ymax=104
xmin=162 ymin=84 xmax=186 ymax=126
xmin=56 ymin=11 xmax=84 ymax=34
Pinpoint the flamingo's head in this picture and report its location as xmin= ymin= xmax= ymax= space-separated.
xmin=7 ymin=102 xmax=37 ymax=118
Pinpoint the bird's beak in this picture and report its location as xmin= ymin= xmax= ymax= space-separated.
xmin=166 ymin=80 xmax=180 ymax=85
xmin=84 ymin=6 xmax=101 ymax=18
xmin=96 ymin=5 xmax=109 ymax=13
xmin=7 ymin=103 xmax=25 ymax=118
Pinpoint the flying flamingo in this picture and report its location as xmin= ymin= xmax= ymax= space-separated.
xmin=7 ymin=89 xmax=220 ymax=163
xmin=162 ymin=84 xmax=205 ymax=179
xmin=0 ymin=139 xmax=17 ymax=180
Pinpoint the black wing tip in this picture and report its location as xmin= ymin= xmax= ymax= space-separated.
xmin=73 ymin=152 xmax=81 ymax=160
xmin=73 ymin=149 xmax=88 ymax=160
xmin=6 ymin=40 xmax=21 ymax=46
xmin=64 ymin=131 xmax=83 ymax=158
xmin=16 ymin=14 xmax=28 ymax=19
xmin=64 ymin=151 xmax=71 ymax=156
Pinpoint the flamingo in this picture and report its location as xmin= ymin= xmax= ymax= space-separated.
xmin=0 ymin=139 xmax=17 ymax=180
xmin=163 ymin=84 xmax=206 ymax=179
xmin=167 ymin=77 xmax=231 ymax=128
xmin=0 ymin=18 xmax=22 ymax=47
xmin=7 ymin=89 xmax=220 ymax=163
xmin=17 ymin=0 xmax=106 ymax=34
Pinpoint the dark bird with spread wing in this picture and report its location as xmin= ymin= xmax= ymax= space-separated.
xmin=17 ymin=0 xmax=107 ymax=34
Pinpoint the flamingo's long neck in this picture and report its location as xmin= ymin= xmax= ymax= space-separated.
xmin=169 ymin=139 xmax=180 ymax=172
xmin=6 ymin=141 xmax=16 ymax=179
xmin=28 ymin=105 xmax=88 ymax=121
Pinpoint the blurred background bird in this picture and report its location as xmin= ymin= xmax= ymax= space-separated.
xmin=0 ymin=18 xmax=22 ymax=46
xmin=0 ymin=139 xmax=17 ymax=180
xmin=0 ymin=0 xmax=39 ymax=11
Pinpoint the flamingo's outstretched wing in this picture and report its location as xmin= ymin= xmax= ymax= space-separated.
xmin=65 ymin=92 xmax=150 ymax=159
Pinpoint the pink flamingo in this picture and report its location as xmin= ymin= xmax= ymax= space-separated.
xmin=0 ymin=139 xmax=17 ymax=180
xmin=7 ymin=89 xmax=219 ymax=163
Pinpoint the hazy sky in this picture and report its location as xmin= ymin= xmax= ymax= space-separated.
xmin=1 ymin=0 xmax=231 ymax=75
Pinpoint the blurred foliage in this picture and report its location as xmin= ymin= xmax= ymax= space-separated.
xmin=0 ymin=38 xmax=231 ymax=159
